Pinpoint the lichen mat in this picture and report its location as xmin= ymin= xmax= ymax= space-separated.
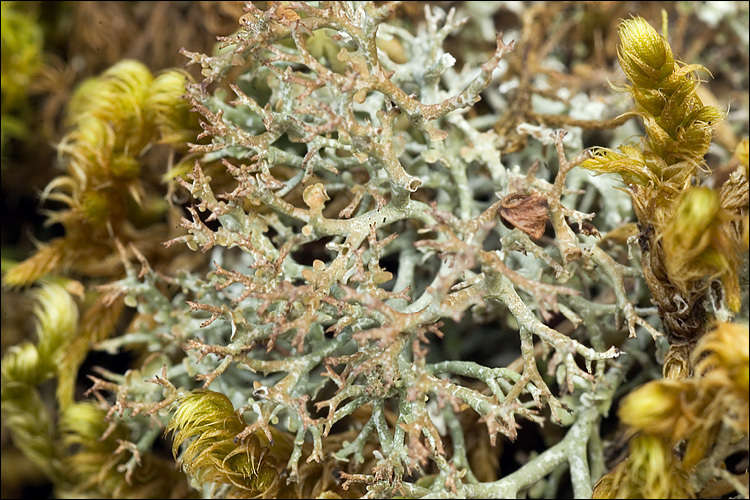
xmin=1 ymin=2 xmax=748 ymax=499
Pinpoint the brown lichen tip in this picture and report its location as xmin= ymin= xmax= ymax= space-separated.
xmin=303 ymin=183 xmax=330 ymax=211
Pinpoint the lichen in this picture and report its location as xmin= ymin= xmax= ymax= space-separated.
xmin=2 ymin=2 xmax=748 ymax=499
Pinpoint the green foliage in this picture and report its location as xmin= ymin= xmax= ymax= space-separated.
xmin=167 ymin=389 xmax=293 ymax=498
xmin=582 ymin=15 xmax=748 ymax=342
xmin=0 ymin=1 xmax=43 ymax=158
xmin=1 ymin=283 xmax=76 ymax=480
xmin=3 ymin=60 xmax=198 ymax=288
